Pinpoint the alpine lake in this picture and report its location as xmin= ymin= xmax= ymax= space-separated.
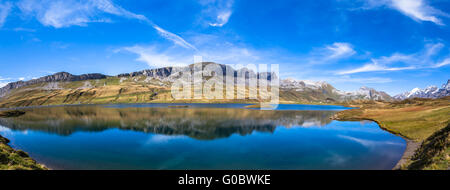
xmin=0 ymin=103 xmax=406 ymax=169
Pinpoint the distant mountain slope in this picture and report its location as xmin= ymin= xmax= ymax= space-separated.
xmin=0 ymin=62 xmax=393 ymax=108
xmin=0 ymin=72 xmax=107 ymax=98
xmin=394 ymin=80 xmax=450 ymax=100
xmin=280 ymin=78 xmax=393 ymax=102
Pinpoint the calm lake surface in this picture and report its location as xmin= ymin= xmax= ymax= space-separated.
xmin=0 ymin=104 xmax=406 ymax=170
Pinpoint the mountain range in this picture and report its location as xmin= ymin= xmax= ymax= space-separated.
xmin=279 ymin=78 xmax=392 ymax=102
xmin=394 ymin=80 xmax=450 ymax=100
xmin=0 ymin=62 xmax=440 ymax=108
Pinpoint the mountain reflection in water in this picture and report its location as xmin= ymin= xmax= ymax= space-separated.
xmin=0 ymin=105 xmax=336 ymax=140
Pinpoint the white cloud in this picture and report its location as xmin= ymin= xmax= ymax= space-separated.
xmin=209 ymin=10 xmax=232 ymax=27
xmin=92 ymin=0 xmax=148 ymax=21
xmin=433 ymin=58 xmax=450 ymax=68
xmin=18 ymin=0 xmax=110 ymax=28
xmin=0 ymin=76 xmax=12 ymax=88
xmin=390 ymin=0 xmax=446 ymax=25
xmin=17 ymin=0 xmax=196 ymax=50
xmin=17 ymin=0 xmax=150 ymax=28
xmin=0 ymin=1 xmax=12 ymax=27
xmin=201 ymin=0 xmax=234 ymax=27
xmin=339 ymin=76 xmax=393 ymax=84
xmin=115 ymin=45 xmax=192 ymax=68
xmin=0 ymin=76 xmax=10 ymax=80
xmin=302 ymin=75 xmax=393 ymax=84
xmin=200 ymin=47 xmax=262 ymax=66
xmin=304 ymin=42 xmax=356 ymax=65
xmin=337 ymin=43 xmax=447 ymax=75
xmin=151 ymin=24 xmax=197 ymax=50
xmin=116 ymin=38 xmax=267 ymax=68
xmin=338 ymin=63 xmax=415 ymax=75
xmin=13 ymin=27 xmax=36 ymax=32
xmin=359 ymin=0 xmax=448 ymax=25
xmin=325 ymin=42 xmax=356 ymax=59
xmin=0 ymin=82 xmax=8 ymax=88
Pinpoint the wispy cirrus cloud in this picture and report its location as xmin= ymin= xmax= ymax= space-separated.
xmin=209 ymin=10 xmax=232 ymax=27
xmin=17 ymin=0 xmax=150 ymax=27
xmin=151 ymin=24 xmax=197 ymax=50
xmin=200 ymin=0 xmax=234 ymax=27
xmin=325 ymin=42 xmax=356 ymax=60
xmin=0 ymin=1 xmax=12 ymax=27
xmin=16 ymin=0 xmax=196 ymax=50
xmin=303 ymin=75 xmax=394 ymax=84
xmin=13 ymin=27 xmax=36 ymax=32
xmin=305 ymin=42 xmax=356 ymax=65
xmin=433 ymin=58 xmax=450 ymax=68
xmin=338 ymin=63 xmax=415 ymax=75
xmin=114 ymin=45 xmax=192 ymax=68
xmin=356 ymin=0 xmax=448 ymax=25
xmin=0 ymin=76 xmax=11 ymax=80
xmin=337 ymin=43 xmax=448 ymax=75
xmin=18 ymin=0 xmax=112 ymax=28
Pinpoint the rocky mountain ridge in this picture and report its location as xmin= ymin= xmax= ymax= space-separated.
xmin=0 ymin=72 xmax=107 ymax=97
xmin=0 ymin=63 xmax=394 ymax=103
xmin=117 ymin=62 xmax=276 ymax=82
xmin=280 ymin=78 xmax=393 ymax=101
xmin=394 ymin=80 xmax=450 ymax=100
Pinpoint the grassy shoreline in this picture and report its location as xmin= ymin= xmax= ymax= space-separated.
xmin=0 ymin=111 xmax=47 ymax=170
xmin=0 ymin=135 xmax=47 ymax=170
xmin=332 ymin=97 xmax=450 ymax=170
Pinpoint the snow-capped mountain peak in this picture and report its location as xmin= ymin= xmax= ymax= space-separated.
xmin=443 ymin=80 xmax=450 ymax=90
xmin=410 ymin=87 xmax=420 ymax=94
xmin=280 ymin=78 xmax=330 ymax=90
xmin=280 ymin=79 xmax=392 ymax=101
xmin=394 ymin=80 xmax=450 ymax=100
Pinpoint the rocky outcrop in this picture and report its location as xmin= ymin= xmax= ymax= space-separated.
xmin=118 ymin=67 xmax=173 ymax=79
xmin=117 ymin=62 xmax=277 ymax=82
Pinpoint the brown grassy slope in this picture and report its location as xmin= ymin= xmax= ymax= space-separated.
xmin=333 ymin=98 xmax=450 ymax=140
xmin=0 ymin=78 xmax=174 ymax=108
xmin=408 ymin=123 xmax=449 ymax=170
xmin=0 ymin=75 xmax=358 ymax=108
xmin=0 ymin=77 xmax=272 ymax=108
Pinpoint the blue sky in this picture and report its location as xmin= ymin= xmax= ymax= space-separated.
xmin=0 ymin=0 xmax=449 ymax=95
